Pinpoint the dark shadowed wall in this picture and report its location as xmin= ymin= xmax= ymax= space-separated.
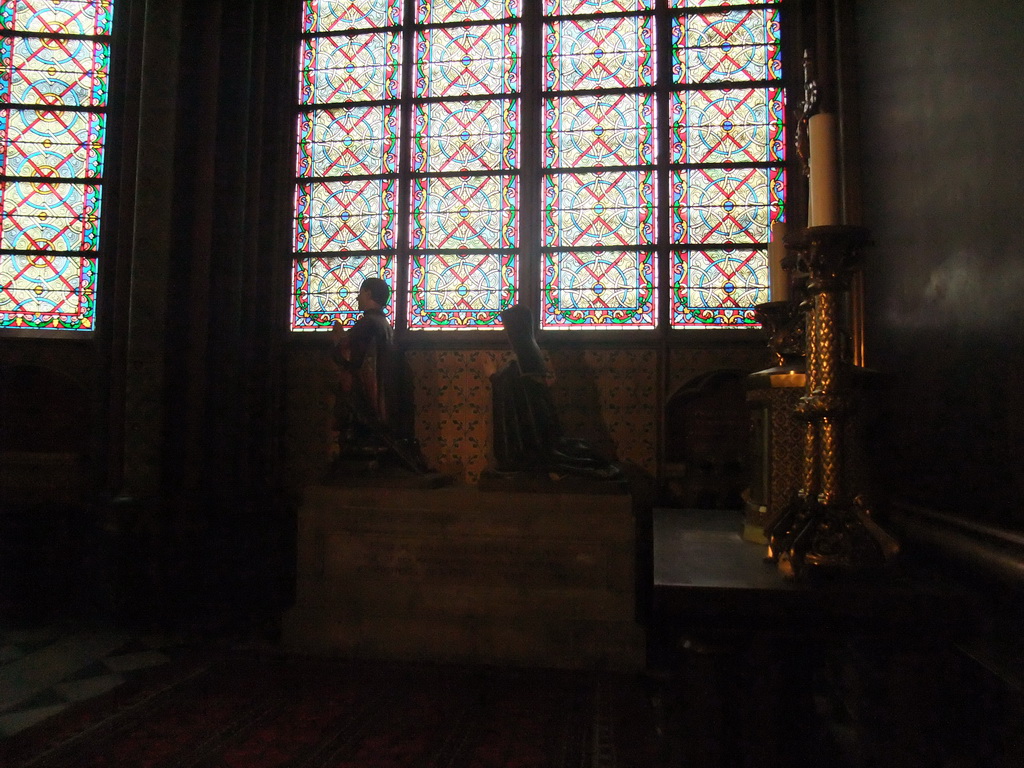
xmin=854 ymin=0 xmax=1024 ymax=527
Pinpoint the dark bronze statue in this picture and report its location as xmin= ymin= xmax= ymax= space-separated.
xmin=490 ymin=304 xmax=621 ymax=480
xmin=330 ymin=278 xmax=427 ymax=473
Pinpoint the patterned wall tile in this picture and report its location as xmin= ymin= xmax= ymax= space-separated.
xmin=285 ymin=342 xmax=771 ymax=488
xmin=548 ymin=348 xmax=659 ymax=475
xmin=666 ymin=346 xmax=771 ymax=398
xmin=407 ymin=349 xmax=511 ymax=483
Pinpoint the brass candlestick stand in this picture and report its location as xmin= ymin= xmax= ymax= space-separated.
xmin=765 ymin=225 xmax=898 ymax=578
xmin=754 ymin=300 xmax=806 ymax=368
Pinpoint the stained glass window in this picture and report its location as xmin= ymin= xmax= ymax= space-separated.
xmin=291 ymin=0 xmax=785 ymax=332
xmin=669 ymin=6 xmax=784 ymax=327
xmin=542 ymin=7 xmax=656 ymax=329
xmin=292 ymin=0 xmax=520 ymax=331
xmin=0 ymin=0 xmax=114 ymax=332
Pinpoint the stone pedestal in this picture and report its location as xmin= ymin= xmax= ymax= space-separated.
xmin=282 ymin=484 xmax=643 ymax=670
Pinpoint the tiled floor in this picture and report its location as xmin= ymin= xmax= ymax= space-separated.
xmin=0 ymin=624 xmax=176 ymax=738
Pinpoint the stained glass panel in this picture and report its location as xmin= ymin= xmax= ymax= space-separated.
xmin=1 ymin=108 xmax=106 ymax=178
xmin=302 ymin=0 xmax=400 ymax=33
xmin=297 ymin=106 xmax=399 ymax=178
xmin=670 ymin=0 xmax=778 ymax=7
xmin=671 ymin=87 xmax=783 ymax=164
xmin=416 ymin=0 xmax=520 ymax=25
xmin=300 ymin=32 xmax=402 ymax=105
xmin=0 ymin=252 xmax=96 ymax=329
xmin=413 ymin=98 xmax=518 ymax=173
xmin=544 ymin=0 xmax=653 ymax=14
xmin=1 ymin=36 xmax=110 ymax=107
xmin=542 ymin=249 xmax=655 ymax=328
xmin=291 ymin=0 xmax=789 ymax=334
xmin=544 ymin=93 xmax=653 ymax=168
xmin=673 ymin=9 xmax=780 ymax=85
xmin=411 ymin=175 xmax=517 ymax=250
xmin=414 ymin=24 xmax=518 ymax=98
xmin=408 ymin=251 xmax=516 ymax=328
xmin=544 ymin=171 xmax=655 ymax=248
xmin=671 ymin=248 xmax=765 ymax=327
xmin=295 ymin=179 xmax=398 ymax=251
xmin=290 ymin=254 xmax=394 ymax=330
xmin=1 ymin=0 xmax=113 ymax=37
xmin=671 ymin=167 xmax=782 ymax=245
xmin=544 ymin=16 xmax=654 ymax=92
xmin=1 ymin=0 xmax=111 ymax=333
xmin=1 ymin=181 xmax=101 ymax=250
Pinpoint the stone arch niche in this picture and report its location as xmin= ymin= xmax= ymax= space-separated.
xmin=661 ymin=369 xmax=749 ymax=510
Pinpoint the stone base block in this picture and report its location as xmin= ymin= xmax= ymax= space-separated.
xmin=282 ymin=485 xmax=644 ymax=670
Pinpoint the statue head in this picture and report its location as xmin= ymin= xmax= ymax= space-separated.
xmin=358 ymin=277 xmax=390 ymax=310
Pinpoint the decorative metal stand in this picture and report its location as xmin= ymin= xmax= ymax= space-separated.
xmin=743 ymin=301 xmax=807 ymax=543
xmin=765 ymin=225 xmax=899 ymax=579
xmin=754 ymin=300 xmax=806 ymax=368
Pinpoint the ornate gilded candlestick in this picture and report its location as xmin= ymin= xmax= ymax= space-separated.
xmin=754 ymin=300 xmax=805 ymax=367
xmin=765 ymin=225 xmax=898 ymax=578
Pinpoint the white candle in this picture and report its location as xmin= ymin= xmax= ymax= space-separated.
xmin=768 ymin=221 xmax=789 ymax=302
xmin=808 ymin=112 xmax=839 ymax=226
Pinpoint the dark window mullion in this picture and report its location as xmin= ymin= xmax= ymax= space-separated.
xmin=518 ymin=1 xmax=540 ymax=317
xmin=656 ymin=0 xmax=672 ymax=334
xmin=543 ymin=86 xmax=656 ymax=99
xmin=0 ymin=29 xmax=110 ymax=43
xmin=544 ymin=8 xmax=654 ymax=23
xmin=2 ymin=102 xmax=104 ymax=113
xmin=0 ymin=176 xmax=97 ymax=184
xmin=394 ymin=0 xmax=416 ymax=336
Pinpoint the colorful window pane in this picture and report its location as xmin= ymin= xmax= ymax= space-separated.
xmin=0 ymin=253 xmax=96 ymax=327
xmin=667 ymin=3 xmax=786 ymax=325
xmin=291 ymin=254 xmax=394 ymax=330
xmin=300 ymin=32 xmax=402 ymax=105
xmin=1 ymin=0 xmax=112 ymax=332
xmin=414 ymin=24 xmax=518 ymax=98
xmin=671 ymin=87 xmax=784 ymax=165
xmin=297 ymin=106 xmax=399 ymax=177
xmin=545 ymin=1 xmax=654 ymax=14
xmin=2 ymin=36 xmax=110 ymax=106
xmin=413 ymin=99 xmax=518 ymax=173
xmin=544 ymin=171 xmax=655 ymax=248
xmin=670 ymin=0 xmax=778 ymax=7
xmin=672 ymin=248 xmax=766 ymax=327
xmin=1 ymin=181 xmax=102 ymax=250
xmin=302 ymin=0 xmax=401 ymax=33
xmin=417 ymin=0 xmax=520 ymax=25
xmin=673 ymin=9 xmax=781 ymax=85
xmin=544 ymin=93 xmax=654 ymax=168
xmin=543 ymin=250 xmax=656 ymax=328
xmin=408 ymin=252 xmax=516 ymax=329
xmin=412 ymin=175 xmax=517 ymax=250
xmin=2 ymin=0 xmax=113 ymax=36
xmin=295 ymin=179 xmax=398 ymax=252
xmin=671 ymin=167 xmax=783 ymax=245
xmin=1 ymin=110 xmax=106 ymax=178
xmin=544 ymin=16 xmax=654 ymax=91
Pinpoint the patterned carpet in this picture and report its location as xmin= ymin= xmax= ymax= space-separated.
xmin=1 ymin=651 xmax=665 ymax=768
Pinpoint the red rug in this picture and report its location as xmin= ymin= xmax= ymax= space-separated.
xmin=2 ymin=654 xmax=664 ymax=767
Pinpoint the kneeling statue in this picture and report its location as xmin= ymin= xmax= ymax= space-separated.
xmin=330 ymin=277 xmax=427 ymax=474
xmin=490 ymin=304 xmax=621 ymax=480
